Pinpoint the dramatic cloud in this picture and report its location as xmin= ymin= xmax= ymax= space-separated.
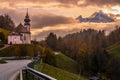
xmin=31 ymin=13 xmax=77 ymax=28
xmin=0 ymin=0 xmax=120 ymax=9
xmin=11 ymin=0 xmax=78 ymax=5
xmin=57 ymin=0 xmax=78 ymax=5
xmin=4 ymin=0 xmax=120 ymax=6
xmin=0 ymin=0 xmax=78 ymax=8
xmin=84 ymin=0 xmax=120 ymax=6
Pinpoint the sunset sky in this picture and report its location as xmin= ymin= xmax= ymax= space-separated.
xmin=0 ymin=0 xmax=120 ymax=40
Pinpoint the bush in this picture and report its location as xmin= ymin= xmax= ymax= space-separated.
xmin=0 ymin=44 xmax=43 ymax=57
xmin=43 ymin=48 xmax=56 ymax=66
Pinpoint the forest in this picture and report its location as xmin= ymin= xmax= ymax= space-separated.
xmin=43 ymin=27 xmax=120 ymax=80
xmin=0 ymin=14 xmax=15 ymax=30
xmin=0 ymin=14 xmax=15 ymax=46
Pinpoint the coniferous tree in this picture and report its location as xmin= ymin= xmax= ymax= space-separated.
xmin=46 ymin=32 xmax=57 ymax=50
xmin=0 ymin=14 xmax=15 ymax=30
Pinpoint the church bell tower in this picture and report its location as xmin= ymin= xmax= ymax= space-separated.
xmin=24 ymin=9 xmax=31 ymax=32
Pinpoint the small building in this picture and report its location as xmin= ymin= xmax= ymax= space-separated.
xmin=8 ymin=10 xmax=31 ymax=44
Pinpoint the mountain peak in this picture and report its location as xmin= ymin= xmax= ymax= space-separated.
xmin=77 ymin=11 xmax=114 ymax=23
xmin=91 ymin=11 xmax=106 ymax=17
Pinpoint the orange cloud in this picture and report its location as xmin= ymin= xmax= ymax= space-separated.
xmin=84 ymin=0 xmax=120 ymax=6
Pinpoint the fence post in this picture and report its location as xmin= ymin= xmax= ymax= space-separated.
xmin=20 ymin=70 xmax=23 ymax=80
xmin=32 ymin=74 xmax=34 ymax=80
xmin=25 ymin=70 xmax=28 ymax=80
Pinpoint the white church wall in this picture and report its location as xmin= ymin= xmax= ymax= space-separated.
xmin=20 ymin=33 xmax=31 ymax=44
xmin=24 ymin=25 xmax=30 ymax=31
xmin=24 ymin=33 xmax=31 ymax=44
xmin=8 ymin=35 xmax=22 ymax=44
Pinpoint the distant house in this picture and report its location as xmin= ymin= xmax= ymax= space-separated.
xmin=8 ymin=10 xmax=31 ymax=44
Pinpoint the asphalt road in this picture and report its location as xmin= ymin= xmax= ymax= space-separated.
xmin=0 ymin=60 xmax=31 ymax=80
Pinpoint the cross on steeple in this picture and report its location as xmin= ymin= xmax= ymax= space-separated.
xmin=26 ymin=8 xmax=29 ymax=18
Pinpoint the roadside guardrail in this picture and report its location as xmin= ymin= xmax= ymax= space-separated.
xmin=26 ymin=61 xmax=56 ymax=80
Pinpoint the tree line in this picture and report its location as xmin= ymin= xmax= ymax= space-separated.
xmin=0 ymin=14 xmax=15 ymax=30
xmin=42 ymin=26 xmax=120 ymax=80
xmin=0 ymin=44 xmax=56 ymax=66
xmin=0 ymin=14 xmax=15 ymax=45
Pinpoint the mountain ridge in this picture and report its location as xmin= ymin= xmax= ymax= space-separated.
xmin=76 ymin=11 xmax=114 ymax=23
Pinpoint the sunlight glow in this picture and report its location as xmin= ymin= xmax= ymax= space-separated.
xmin=102 ymin=6 xmax=120 ymax=15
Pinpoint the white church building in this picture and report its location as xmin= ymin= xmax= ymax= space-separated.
xmin=8 ymin=10 xmax=31 ymax=44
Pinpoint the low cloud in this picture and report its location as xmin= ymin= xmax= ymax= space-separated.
xmin=32 ymin=21 xmax=120 ymax=41
xmin=31 ymin=13 xmax=77 ymax=28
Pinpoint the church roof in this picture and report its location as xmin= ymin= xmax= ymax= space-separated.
xmin=14 ymin=23 xmax=29 ymax=33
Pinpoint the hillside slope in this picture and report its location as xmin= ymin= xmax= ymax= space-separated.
xmin=107 ymin=42 xmax=120 ymax=59
xmin=34 ymin=62 xmax=86 ymax=80
xmin=32 ymin=53 xmax=87 ymax=80
xmin=55 ymin=53 xmax=78 ymax=74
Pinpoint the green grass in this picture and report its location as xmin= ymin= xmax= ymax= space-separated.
xmin=55 ymin=53 xmax=78 ymax=74
xmin=107 ymin=43 xmax=120 ymax=59
xmin=32 ymin=53 xmax=87 ymax=80
xmin=107 ymin=42 xmax=120 ymax=50
xmin=34 ymin=62 xmax=87 ymax=80
xmin=16 ymin=70 xmax=38 ymax=80
xmin=0 ymin=59 xmax=7 ymax=64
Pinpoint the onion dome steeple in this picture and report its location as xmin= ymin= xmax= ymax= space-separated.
xmin=24 ymin=9 xmax=31 ymax=31
xmin=24 ymin=9 xmax=30 ymax=26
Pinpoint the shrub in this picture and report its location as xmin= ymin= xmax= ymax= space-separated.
xmin=43 ymin=48 xmax=56 ymax=66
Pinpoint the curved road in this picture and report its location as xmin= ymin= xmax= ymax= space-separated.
xmin=0 ymin=60 xmax=31 ymax=80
